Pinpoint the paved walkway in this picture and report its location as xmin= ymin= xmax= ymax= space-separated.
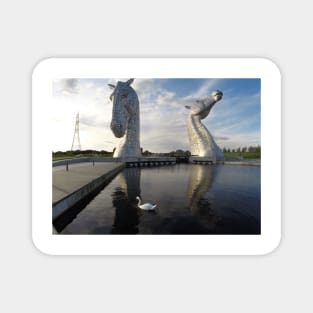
xmin=53 ymin=162 xmax=124 ymax=203
xmin=53 ymin=162 xmax=125 ymax=219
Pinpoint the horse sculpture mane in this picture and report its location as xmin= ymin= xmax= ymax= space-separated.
xmin=108 ymin=78 xmax=141 ymax=158
xmin=185 ymin=90 xmax=224 ymax=163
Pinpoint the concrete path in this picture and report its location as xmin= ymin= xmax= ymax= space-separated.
xmin=53 ymin=162 xmax=125 ymax=220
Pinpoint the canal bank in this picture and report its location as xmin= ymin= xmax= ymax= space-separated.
xmin=53 ymin=162 xmax=125 ymax=222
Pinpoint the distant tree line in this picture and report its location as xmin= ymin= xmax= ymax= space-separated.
xmin=53 ymin=148 xmax=193 ymax=159
xmin=52 ymin=149 xmax=113 ymax=159
xmin=222 ymin=145 xmax=261 ymax=159
xmin=222 ymin=145 xmax=261 ymax=153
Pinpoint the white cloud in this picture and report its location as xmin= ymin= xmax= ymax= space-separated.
xmin=185 ymin=79 xmax=222 ymax=99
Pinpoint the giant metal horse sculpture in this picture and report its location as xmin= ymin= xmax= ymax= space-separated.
xmin=185 ymin=90 xmax=224 ymax=163
xmin=108 ymin=78 xmax=141 ymax=158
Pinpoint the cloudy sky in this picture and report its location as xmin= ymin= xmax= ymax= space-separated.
xmin=52 ymin=78 xmax=260 ymax=153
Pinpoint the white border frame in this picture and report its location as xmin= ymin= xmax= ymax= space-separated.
xmin=32 ymin=58 xmax=281 ymax=255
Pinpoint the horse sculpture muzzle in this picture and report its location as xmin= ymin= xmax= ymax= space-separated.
xmin=110 ymin=121 xmax=125 ymax=138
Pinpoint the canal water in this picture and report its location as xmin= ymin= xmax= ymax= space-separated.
xmin=59 ymin=164 xmax=260 ymax=235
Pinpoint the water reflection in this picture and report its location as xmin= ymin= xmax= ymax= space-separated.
xmin=111 ymin=168 xmax=141 ymax=234
xmin=188 ymin=165 xmax=223 ymax=228
xmin=60 ymin=164 xmax=261 ymax=234
xmin=153 ymin=164 xmax=218 ymax=234
xmin=187 ymin=164 xmax=215 ymax=215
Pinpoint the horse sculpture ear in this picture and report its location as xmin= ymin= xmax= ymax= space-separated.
xmin=108 ymin=84 xmax=116 ymax=89
xmin=126 ymin=78 xmax=134 ymax=86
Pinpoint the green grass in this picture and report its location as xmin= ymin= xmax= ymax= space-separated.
xmin=224 ymin=151 xmax=261 ymax=159
xmin=53 ymin=155 xmax=77 ymax=161
xmin=52 ymin=153 xmax=113 ymax=161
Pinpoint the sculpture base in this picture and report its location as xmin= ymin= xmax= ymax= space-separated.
xmin=117 ymin=157 xmax=177 ymax=167
xmin=189 ymin=156 xmax=224 ymax=165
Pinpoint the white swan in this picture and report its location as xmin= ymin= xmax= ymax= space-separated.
xmin=136 ymin=196 xmax=157 ymax=211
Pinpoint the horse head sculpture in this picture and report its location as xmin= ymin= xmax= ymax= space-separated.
xmin=108 ymin=78 xmax=141 ymax=157
xmin=185 ymin=90 xmax=224 ymax=162
xmin=185 ymin=90 xmax=223 ymax=119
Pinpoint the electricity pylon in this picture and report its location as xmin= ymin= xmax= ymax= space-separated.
xmin=71 ymin=112 xmax=81 ymax=151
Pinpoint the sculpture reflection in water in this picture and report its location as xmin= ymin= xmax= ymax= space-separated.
xmin=187 ymin=164 xmax=221 ymax=232
xmin=109 ymin=165 xmax=259 ymax=234
xmin=111 ymin=168 xmax=142 ymax=234
xmin=110 ymin=165 xmax=220 ymax=234
xmin=187 ymin=164 xmax=261 ymax=234
xmin=155 ymin=164 xmax=220 ymax=234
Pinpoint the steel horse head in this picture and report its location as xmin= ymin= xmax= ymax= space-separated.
xmin=108 ymin=79 xmax=141 ymax=157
